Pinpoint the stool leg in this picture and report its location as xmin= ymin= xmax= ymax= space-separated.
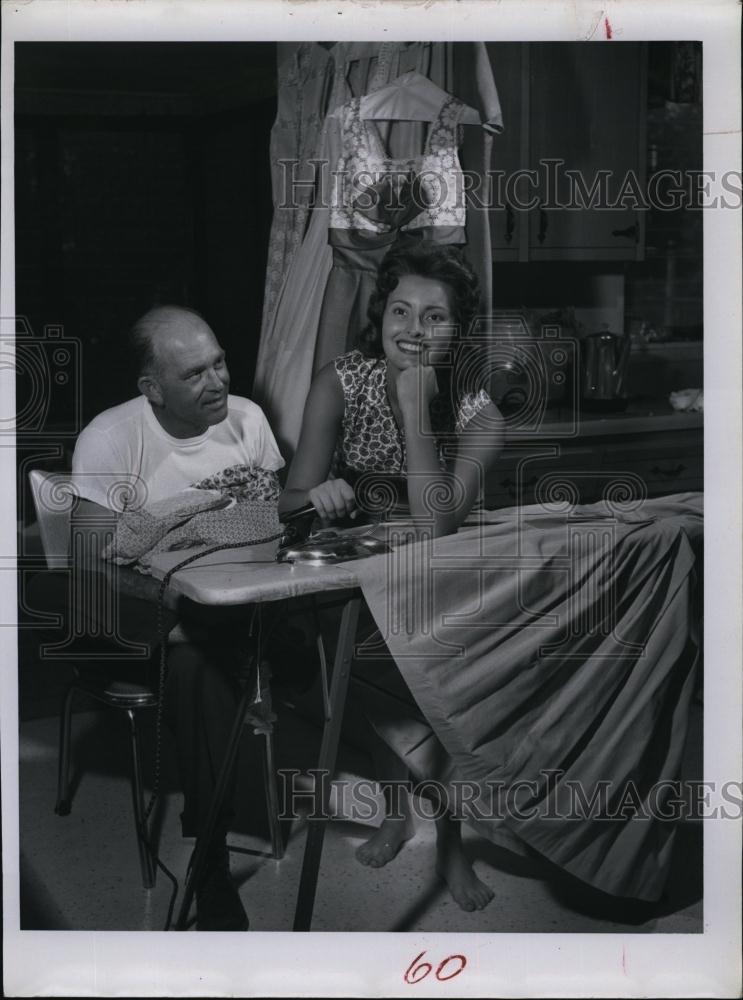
xmin=125 ymin=708 xmax=156 ymax=889
xmin=262 ymin=729 xmax=284 ymax=860
xmin=54 ymin=686 xmax=76 ymax=816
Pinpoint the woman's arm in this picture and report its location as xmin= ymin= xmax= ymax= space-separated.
xmin=397 ymin=367 xmax=504 ymax=537
xmin=445 ymin=401 xmax=505 ymax=530
xmin=278 ymin=362 xmax=353 ymax=521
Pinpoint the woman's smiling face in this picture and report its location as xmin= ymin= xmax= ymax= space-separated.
xmin=381 ymin=274 xmax=457 ymax=373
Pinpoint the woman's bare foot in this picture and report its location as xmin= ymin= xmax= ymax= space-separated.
xmin=356 ymin=816 xmax=414 ymax=868
xmin=435 ymin=818 xmax=494 ymax=911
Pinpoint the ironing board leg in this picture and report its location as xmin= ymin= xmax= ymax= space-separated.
xmin=263 ymin=728 xmax=284 ymax=860
xmin=293 ymin=593 xmax=361 ymax=932
xmin=174 ymin=661 xmax=260 ymax=930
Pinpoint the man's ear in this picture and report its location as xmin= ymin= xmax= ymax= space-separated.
xmin=138 ymin=373 xmax=164 ymax=407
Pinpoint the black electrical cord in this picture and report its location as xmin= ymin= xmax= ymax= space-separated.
xmin=133 ymin=528 xmax=284 ymax=931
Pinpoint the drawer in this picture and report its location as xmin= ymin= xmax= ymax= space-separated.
xmin=484 ymin=430 xmax=703 ymax=509
xmin=484 ymin=446 xmax=600 ymax=509
xmin=599 ymin=439 xmax=703 ymax=497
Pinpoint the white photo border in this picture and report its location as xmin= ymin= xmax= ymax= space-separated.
xmin=2 ymin=1 xmax=740 ymax=996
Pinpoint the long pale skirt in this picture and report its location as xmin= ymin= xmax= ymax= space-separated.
xmin=352 ymin=493 xmax=703 ymax=901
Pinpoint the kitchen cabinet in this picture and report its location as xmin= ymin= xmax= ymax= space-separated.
xmin=599 ymin=430 xmax=703 ymax=497
xmin=484 ymin=407 xmax=702 ymax=508
xmin=487 ymin=42 xmax=647 ymax=263
xmin=484 ymin=443 xmax=600 ymax=509
xmin=484 ymin=43 xmax=525 ymax=262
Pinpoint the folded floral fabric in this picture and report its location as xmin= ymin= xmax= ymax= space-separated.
xmin=102 ymin=490 xmax=229 ymax=564
xmin=135 ymin=501 xmax=281 ymax=572
xmin=191 ymin=464 xmax=280 ymax=502
xmin=103 ymin=465 xmax=281 ymax=567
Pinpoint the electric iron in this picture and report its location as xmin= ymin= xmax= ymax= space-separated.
xmin=276 ymin=503 xmax=394 ymax=565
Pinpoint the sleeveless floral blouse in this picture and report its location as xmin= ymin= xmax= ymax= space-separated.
xmin=331 ymin=349 xmax=491 ymax=481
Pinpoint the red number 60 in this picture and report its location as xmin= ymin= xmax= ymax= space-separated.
xmin=404 ymin=951 xmax=467 ymax=984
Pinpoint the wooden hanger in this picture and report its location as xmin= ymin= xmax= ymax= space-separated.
xmin=358 ymin=70 xmax=482 ymax=126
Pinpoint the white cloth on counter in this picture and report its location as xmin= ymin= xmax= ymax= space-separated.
xmin=669 ymin=388 xmax=703 ymax=412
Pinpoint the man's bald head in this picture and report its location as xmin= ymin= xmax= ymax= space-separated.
xmin=131 ymin=305 xmax=231 ymax=438
xmin=130 ymin=305 xmax=209 ymax=378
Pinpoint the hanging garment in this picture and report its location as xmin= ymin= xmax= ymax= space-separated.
xmin=252 ymin=196 xmax=333 ymax=455
xmin=329 ymin=75 xmax=471 ymax=239
xmin=313 ymin=80 xmax=472 ymax=373
xmin=453 ymin=42 xmax=504 ymax=311
xmin=357 ymin=70 xmax=482 ymax=127
xmin=353 ymin=492 xmax=703 ymax=902
xmin=254 ymin=43 xmax=444 ymax=458
xmin=254 ymin=43 xmax=494 ymax=459
xmin=261 ymin=43 xmax=334 ymax=339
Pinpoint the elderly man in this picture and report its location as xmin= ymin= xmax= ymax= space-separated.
xmin=71 ymin=305 xmax=284 ymax=931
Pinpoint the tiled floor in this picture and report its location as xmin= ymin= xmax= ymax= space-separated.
xmin=18 ymin=696 xmax=703 ymax=934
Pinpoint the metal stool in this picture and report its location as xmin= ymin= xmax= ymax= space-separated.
xmin=55 ymin=669 xmax=158 ymax=887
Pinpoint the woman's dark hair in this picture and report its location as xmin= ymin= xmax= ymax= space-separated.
xmin=359 ymin=240 xmax=480 ymax=358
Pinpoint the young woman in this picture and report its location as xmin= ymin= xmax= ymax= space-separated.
xmin=279 ymin=240 xmax=504 ymax=534
xmin=280 ymin=240 xmax=505 ymax=911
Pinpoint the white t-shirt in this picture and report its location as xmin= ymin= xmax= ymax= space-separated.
xmin=72 ymin=394 xmax=284 ymax=511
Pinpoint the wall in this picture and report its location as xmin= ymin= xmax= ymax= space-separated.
xmin=14 ymin=42 xmax=277 ymax=444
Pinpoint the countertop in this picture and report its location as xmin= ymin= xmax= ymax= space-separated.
xmin=504 ymin=397 xmax=703 ymax=442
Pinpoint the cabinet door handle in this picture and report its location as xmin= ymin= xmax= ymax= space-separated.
xmin=505 ymin=204 xmax=515 ymax=244
xmin=650 ymin=463 xmax=686 ymax=478
xmin=612 ymin=223 xmax=639 ymax=242
xmin=537 ymin=208 xmax=548 ymax=244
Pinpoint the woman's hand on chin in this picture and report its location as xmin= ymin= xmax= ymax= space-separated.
xmin=395 ymin=364 xmax=438 ymax=418
xmin=308 ymin=478 xmax=357 ymax=522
